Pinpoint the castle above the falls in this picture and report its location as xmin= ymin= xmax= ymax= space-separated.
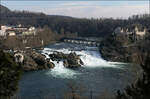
xmin=114 ymin=25 xmax=147 ymax=40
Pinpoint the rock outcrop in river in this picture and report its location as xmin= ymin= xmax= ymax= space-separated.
xmin=49 ymin=52 xmax=84 ymax=68
xmin=14 ymin=49 xmax=84 ymax=71
xmin=15 ymin=50 xmax=55 ymax=71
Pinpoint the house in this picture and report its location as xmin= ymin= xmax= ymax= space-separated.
xmin=0 ymin=25 xmax=16 ymax=36
xmin=1 ymin=25 xmax=12 ymax=32
xmin=6 ymin=30 xmax=16 ymax=36
xmin=22 ymin=26 xmax=36 ymax=35
xmin=1 ymin=25 xmax=37 ymax=36
xmin=0 ymin=30 xmax=6 ymax=36
xmin=29 ymin=27 xmax=35 ymax=31
xmin=0 ymin=25 xmax=9 ymax=36
xmin=134 ymin=26 xmax=146 ymax=37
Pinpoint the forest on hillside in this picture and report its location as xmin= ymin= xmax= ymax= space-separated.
xmin=0 ymin=5 xmax=150 ymax=37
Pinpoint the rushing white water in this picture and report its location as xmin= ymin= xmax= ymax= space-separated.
xmin=42 ymin=48 xmax=119 ymax=67
xmin=41 ymin=43 xmax=124 ymax=78
xmin=46 ymin=61 xmax=80 ymax=79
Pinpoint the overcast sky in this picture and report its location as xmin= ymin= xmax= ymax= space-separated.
xmin=1 ymin=0 xmax=149 ymax=19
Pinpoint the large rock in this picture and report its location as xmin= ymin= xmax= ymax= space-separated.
xmin=23 ymin=56 xmax=38 ymax=71
xmin=66 ymin=52 xmax=82 ymax=68
xmin=30 ymin=51 xmax=46 ymax=66
xmin=49 ymin=52 xmax=67 ymax=61
xmin=45 ymin=59 xmax=55 ymax=69
xmin=63 ymin=60 xmax=69 ymax=67
xmin=23 ymin=50 xmax=55 ymax=71
xmin=49 ymin=52 xmax=84 ymax=68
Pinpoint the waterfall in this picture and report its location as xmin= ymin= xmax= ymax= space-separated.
xmin=76 ymin=50 xmax=111 ymax=67
xmin=41 ymin=43 xmax=123 ymax=78
xmin=42 ymin=46 xmax=118 ymax=68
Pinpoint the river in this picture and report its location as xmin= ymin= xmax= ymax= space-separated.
xmin=17 ymin=43 xmax=139 ymax=99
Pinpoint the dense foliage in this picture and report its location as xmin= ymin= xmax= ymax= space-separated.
xmin=1 ymin=5 xmax=150 ymax=37
xmin=0 ymin=50 xmax=23 ymax=98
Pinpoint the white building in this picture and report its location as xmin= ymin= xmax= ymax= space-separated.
xmin=135 ymin=26 xmax=146 ymax=37
xmin=22 ymin=26 xmax=36 ymax=35
xmin=0 ymin=25 xmax=10 ymax=36
xmin=0 ymin=30 xmax=6 ymax=36
xmin=1 ymin=25 xmax=12 ymax=32
xmin=7 ymin=30 xmax=16 ymax=36
xmin=29 ymin=27 xmax=35 ymax=31
xmin=0 ymin=25 xmax=37 ymax=36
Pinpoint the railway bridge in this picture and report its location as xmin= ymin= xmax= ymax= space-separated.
xmin=63 ymin=38 xmax=101 ymax=46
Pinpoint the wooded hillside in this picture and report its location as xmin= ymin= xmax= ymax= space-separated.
xmin=0 ymin=5 xmax=150 ymax=37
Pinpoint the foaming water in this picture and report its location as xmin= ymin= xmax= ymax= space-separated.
xmin=41 ymin=43 xmax=124 ymax=78
xmin=76 ymin=50 xmax=116 ymax=67
xmin=46 ymin=61 xmax=80 ymax=79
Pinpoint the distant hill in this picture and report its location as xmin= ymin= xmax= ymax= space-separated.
xmin=0 ymin=4 xmax=11 ymax=14
xmin=0 ymin=4 xmax=150 ymax=37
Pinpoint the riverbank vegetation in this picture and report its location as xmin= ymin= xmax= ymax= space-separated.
xmin=0 ymin=50 xmax=23 ymax=98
